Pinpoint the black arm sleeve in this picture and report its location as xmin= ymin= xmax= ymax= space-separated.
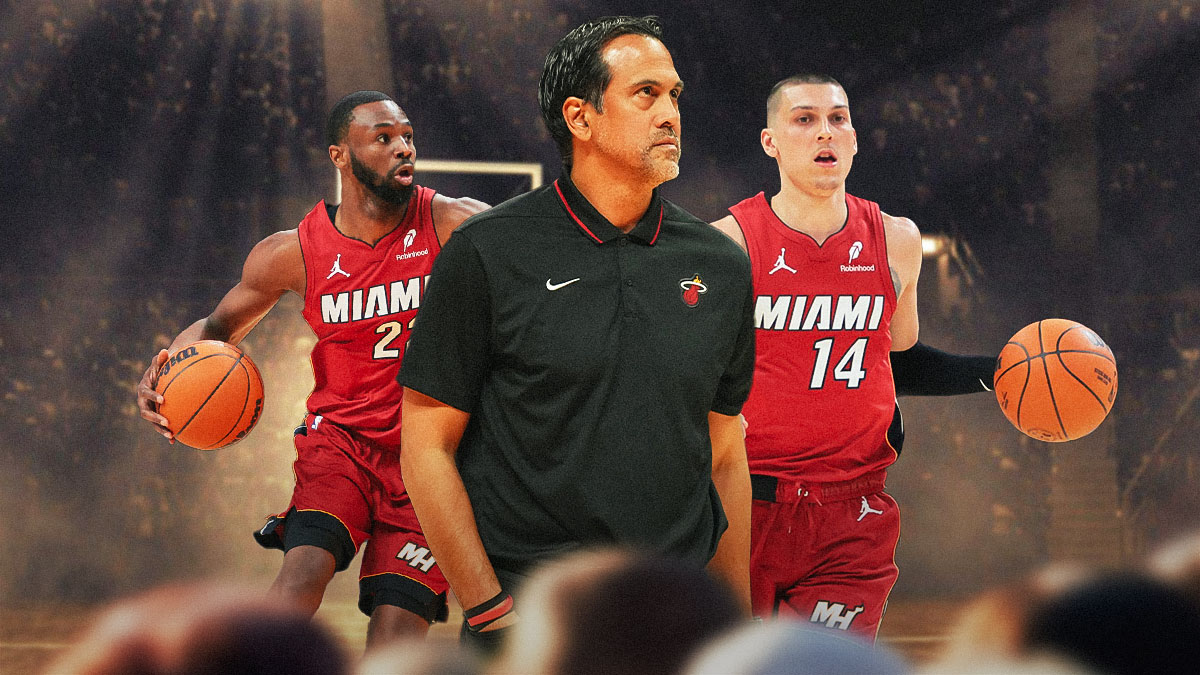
xmin=891 ymin=341 xmax=995 ymax=396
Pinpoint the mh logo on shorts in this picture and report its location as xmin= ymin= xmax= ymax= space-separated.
xmin=811 ymin=601 xmax=865 ymax=630
xmin=396 ymin=541 xmax=437 ymax=573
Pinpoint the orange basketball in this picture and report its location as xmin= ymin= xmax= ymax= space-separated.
xmin=993 ymin=319 xmax=1117 ymax=442
xmin=154 ymin=340 xmax=265 ymax=450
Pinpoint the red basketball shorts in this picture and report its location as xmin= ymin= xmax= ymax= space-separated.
xmin=254 ymin=413 xmax=448 ymax=621
xmin=749 ymin=472 xmax=900 ymax=641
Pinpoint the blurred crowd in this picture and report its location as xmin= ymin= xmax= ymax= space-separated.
xmin=1096 ymin=0 xmax=1200 ymax=299
xmin=1094 ymin=0 xmax=1200 ymax=548
xmin=0 ymin=0 xmax=1196 ymax=644
xmin=46 ymin=534 xmax=1200 ymax=674
xmin=0 ymin=0 xmax=328 ymax=281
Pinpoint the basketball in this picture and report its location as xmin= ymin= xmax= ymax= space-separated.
xmin=154 ymin=340 xmax=265 ymax=450
xmin=993 ymin=319 xmax=1117 ymax=442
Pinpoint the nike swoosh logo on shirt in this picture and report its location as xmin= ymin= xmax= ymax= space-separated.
xmin=546 ymin=277 xmax=581 ymax=291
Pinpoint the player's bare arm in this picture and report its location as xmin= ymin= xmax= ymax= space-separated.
xmin=706 ymin=410 xmax=753 ymax=615
xmin=710 ymin=214 xmax=748 ymax=252
xmin=136 ymin=230 xmax=304 ymax=438
xmin=882 ymin=212 xmax=922 ymax=351
xmin=399 ymin=388 xmax=517 ymax=631
xmin=431 ymin=194 xmax=491 ymax=245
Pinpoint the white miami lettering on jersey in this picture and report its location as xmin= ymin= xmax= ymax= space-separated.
xmin=811 ymin=601 xmax=865 ymax=630
xmin=754 ymin=295 xmax=885 ymax=332
xmin=396 ymin=541 xmax=437 ymax=572
xmin=320 ymin=275 xmax=430 ymax=324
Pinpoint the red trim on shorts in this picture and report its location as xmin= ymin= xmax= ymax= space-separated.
xmin=360 ymin=571 xmax=438 ymax=595
xmin=294 ymin=507 xmax=357 ymax=543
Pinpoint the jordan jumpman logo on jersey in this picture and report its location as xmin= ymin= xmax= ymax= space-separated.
xmin=770 ymin=247 xmax=798 ymax=275
xmin=327 ymin=253 xmax=351 ymax=279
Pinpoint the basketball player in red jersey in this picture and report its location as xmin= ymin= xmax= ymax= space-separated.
xmin=135 ymin=91 xmax=489 ymax=647
xmin=713 ymin=74 xmax=923 ymax=640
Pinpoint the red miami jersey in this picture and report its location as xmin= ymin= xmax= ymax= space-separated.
xmin=298 ymin=185 xmax=439 ymax=450
xmin=730 ymin=192 xmax=898 ymax=483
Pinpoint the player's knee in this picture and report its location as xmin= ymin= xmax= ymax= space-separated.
xmin=366 ymin=604 xmax=431 ymax=647
xmin=276 ymin=545 xmax=337 ymax=593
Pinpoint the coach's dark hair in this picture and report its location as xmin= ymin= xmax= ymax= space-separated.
xmin=326 ymin=90 xmax=394 ymax=147
xmin=538 ymin=15 xmax=664 ymax=169
xmin=766 ymin=74 xmax=846 ymax=123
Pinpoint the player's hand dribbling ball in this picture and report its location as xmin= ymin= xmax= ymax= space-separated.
xmin=993 ymin=319 xmax=1117 ymax=442
xmin=154 ymin=340 xmax=265 ymax=450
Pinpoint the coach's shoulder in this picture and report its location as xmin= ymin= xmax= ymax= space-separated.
xmin=461 ymin=184 xmax=561 ymax=230
xmin=661 ymin=198 xmax=707 ymax=227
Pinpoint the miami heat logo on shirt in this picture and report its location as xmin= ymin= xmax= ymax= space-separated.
xmin=679 ymin=274 xmax=708 ymax=307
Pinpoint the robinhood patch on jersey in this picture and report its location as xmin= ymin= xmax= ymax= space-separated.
xmin=840 ymin=240 xmax=876 ymax=272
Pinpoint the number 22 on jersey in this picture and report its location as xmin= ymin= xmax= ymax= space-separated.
xmin=373 ymin=316 xmax=416 ymax=360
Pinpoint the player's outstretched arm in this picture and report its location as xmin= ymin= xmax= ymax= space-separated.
xmin=399 ymin=388 xmax=516 ymax=631
xmin=707 ymin=410 xmax=753 ymax=616
xmin=431 ymin=195 xmax=491 ymax=245
xmin=892 ymin=341 xmax=994 ymax=396
xmin=135 ymin=230 xmax=303 ymax=439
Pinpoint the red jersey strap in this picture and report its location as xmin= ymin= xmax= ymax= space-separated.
xmin=728 ymin=191 xmax=768 ymax=236
xmin=414 ymin=185 xmax=441 ymax=255
xmin=846 ymin=193 xmax=895 ymax=305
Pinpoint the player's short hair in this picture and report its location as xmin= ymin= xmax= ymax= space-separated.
xmin=326 ymin=90 xmax=394 ymax=146
xmin=766 ymin=74 xmax=846 ymax=125
xmin=539 ymin=15 xmax=665 ymax=169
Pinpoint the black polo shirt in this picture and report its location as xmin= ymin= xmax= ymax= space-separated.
xmin=399 ymin=173 xmax=755 ymax=575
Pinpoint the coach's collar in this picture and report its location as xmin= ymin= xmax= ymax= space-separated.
xmin=553 ymin=174 xmax=663 ymax=245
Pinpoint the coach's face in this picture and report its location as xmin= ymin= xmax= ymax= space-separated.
xmin=590 ymin=34 xmax=682 ymax=186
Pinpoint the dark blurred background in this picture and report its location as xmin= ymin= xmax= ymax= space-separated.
xmin=0 ymin=0 xmax=1196 ymax=605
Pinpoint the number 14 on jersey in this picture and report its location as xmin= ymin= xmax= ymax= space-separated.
xmin=810 ymin=337 xmax=868 ymax=389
